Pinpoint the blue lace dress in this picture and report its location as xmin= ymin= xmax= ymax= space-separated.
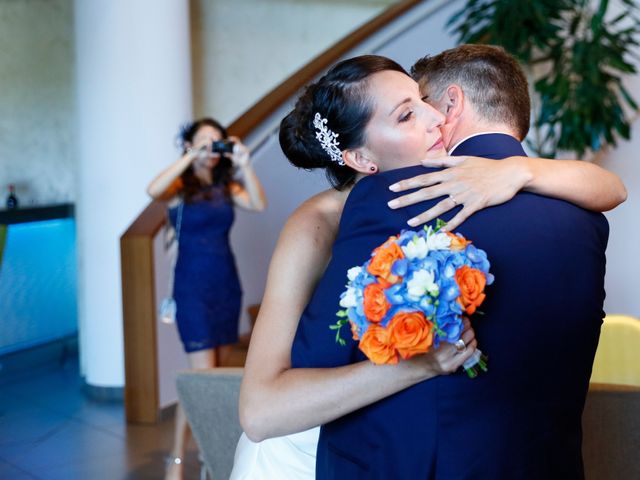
xmin=168 ymin=184 xmax=241 ymax=353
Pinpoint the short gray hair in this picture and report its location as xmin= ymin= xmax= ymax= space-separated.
xmin=411 ymin=44 xmax=530 ymax=140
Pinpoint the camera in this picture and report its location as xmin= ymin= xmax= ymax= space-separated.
xmin=211 ymin=139 xmax=235 ymax=154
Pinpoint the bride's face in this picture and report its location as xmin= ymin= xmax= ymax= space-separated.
xmin=360 ymin=70 xmax=446 ymax=171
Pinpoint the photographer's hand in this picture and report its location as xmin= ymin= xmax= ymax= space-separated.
xmin=227 ymin=136 xmax=266 ymax=211
xmin=190 ymin=138 xmax=219 ymax=170
xmin=229 ymin=136 xmax=250 ymax=168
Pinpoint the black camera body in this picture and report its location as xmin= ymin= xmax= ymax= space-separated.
xmin=211 ymin=139 xmax=235 ymax=154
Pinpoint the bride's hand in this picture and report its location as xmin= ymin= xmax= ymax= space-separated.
xmin=387 ymin=156 xmax=530 ymax=231
xmin=410 ymin=317 xmax=477 ymax=376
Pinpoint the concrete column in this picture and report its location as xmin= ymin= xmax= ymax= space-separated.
xmin=74 ymin=0 xmax=193 ymax=389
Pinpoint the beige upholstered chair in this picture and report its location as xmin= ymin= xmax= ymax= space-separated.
xmin=584 ymin=316 xmax=640 ymax=478
xmin=582 ymin=383 xmax=640 ymax=479
xmin=176 ymin=368 xmax=243 ymax=480
xmin=175 ymin=363 xmax=640 ymax=479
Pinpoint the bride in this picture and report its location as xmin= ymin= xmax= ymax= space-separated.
xmin=230 ymin=54 xmax=625 ymax=479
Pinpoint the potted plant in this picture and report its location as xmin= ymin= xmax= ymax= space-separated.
xmin=448 ymin=0 xmax=640 ymax=157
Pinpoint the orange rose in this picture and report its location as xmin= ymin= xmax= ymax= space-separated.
xmin=359 ymin=323 xmax=398 ymax=365
xmin=446 ymin=232 xmax=471 ymax=251
xmin=367 ymin=237 xmax=404 ymax=284
xmin=388 ymin=311 xmax=434 ymax=360
xmin=455 ymin=265 xmax=487 ymax=315
xmin=363 ymin=283 xmax=391 ymax=323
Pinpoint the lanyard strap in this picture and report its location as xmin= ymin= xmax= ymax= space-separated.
xmin=167 ymin=202 xmax=184 ymax=296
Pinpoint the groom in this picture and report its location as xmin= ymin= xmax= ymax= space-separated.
xmin=393 ymin=45 xmax=607 ymax=477
xmin=292 ymin=45 xmax=608 ymax=479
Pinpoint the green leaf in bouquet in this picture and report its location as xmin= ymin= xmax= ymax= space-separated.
xmin=433 ymin=324 xmax=447 ymax=338
xmin=435 ymin=218 xmax=448 ymax=232
xmin=330 ymin=314 xmax=350 ymax=346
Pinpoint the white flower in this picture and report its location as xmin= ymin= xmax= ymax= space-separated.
xmin=402 ymin=236 xmax=429 ymax=259
xmin=347 ymin=266 xmax=362 ymax=282
xmin=339 ymin=287 xmax=358 ymax=308
xmin=406 ymin=269 xmax=439 ymax=299
xmin=426 ymin=232 xmax=451 ymax=251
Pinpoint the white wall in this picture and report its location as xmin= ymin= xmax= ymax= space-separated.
xmin=191 ymin=0 xmax=396 ymax=124
xmin=228 ymin=0 xmax=462 ymax=333
xmin=598 ymin=136 xmax=640 ymax=317
xmin=595 ymin=75 xmax=640 ymax=317
xmin=184 ymin=0 xmax=398 ymax=333
xmin=593 ymin=3 xmax=640 ymax=317
xmin=0 ymin=0 xmax=395 ymax=204
xmin=0 ymin=0 xmax=75 ymax=206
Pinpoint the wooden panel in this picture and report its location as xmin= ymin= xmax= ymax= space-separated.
xmin=121 ymin=232 xmax=159 ymax=423
xmin=122 ymin=200 xmax=167 ymax=237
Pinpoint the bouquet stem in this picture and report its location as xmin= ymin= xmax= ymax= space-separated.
xmin=462 ymin=349 xmax=489 ymax=379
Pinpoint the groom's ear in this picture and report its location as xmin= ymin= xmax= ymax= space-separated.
xmin=442 ymin=84 xmax=465 ymax=122
xmin=343 ymin=148 xmax=375 ymax=174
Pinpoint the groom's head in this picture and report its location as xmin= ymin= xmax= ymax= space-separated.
xmin=411 ymin=44 xmax=530 ymax=151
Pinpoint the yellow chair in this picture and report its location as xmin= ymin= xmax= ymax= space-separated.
xmin=590 ymin=315 xmax=640 ymax=387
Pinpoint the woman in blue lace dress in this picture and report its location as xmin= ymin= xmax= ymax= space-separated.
xmin=147 ymin=118 xmax=266 ymax=480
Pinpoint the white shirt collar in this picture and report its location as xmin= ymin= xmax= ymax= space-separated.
xmin=447 ymin=131 xmax=512 ymax=155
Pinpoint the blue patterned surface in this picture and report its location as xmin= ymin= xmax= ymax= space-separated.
xmin=0 ymin=218 xmax=77 ymax=355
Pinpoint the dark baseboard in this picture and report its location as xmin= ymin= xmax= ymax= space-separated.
xmin=0 ymin=336 xmax=126 ymax=403
xmin=81 ymin=380 xmax=124 ymax=402
xmin=0 ymin=335 xmax=78 ymax=383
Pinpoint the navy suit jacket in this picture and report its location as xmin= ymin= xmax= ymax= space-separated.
xmin=291 ymin=134 xmax=608 ymax=479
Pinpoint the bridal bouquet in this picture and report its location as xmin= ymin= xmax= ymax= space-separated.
xmin=331 ymin=220 xmax=493 ymax=378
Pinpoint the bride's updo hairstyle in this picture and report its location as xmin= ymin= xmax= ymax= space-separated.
xmin=279 ymin=55 xmax=408 ymax=190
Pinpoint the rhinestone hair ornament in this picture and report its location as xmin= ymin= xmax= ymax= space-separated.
xmin=313 ymin=113 xmax=344 ymax=166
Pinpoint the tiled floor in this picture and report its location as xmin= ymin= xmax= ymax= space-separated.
xmin=0 ymin=345 xmax=247 ymax=480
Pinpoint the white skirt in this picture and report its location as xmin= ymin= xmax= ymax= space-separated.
xmin=229 ymin=427 xmax=319 ymax=479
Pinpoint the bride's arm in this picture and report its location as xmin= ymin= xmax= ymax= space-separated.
xmin=239 ymin=196 xmax=476 ymax=442
xmin=387 ymin=156 xmax=627 ymax=231
xmin=520 ymin=157 xmax=626 ymax=209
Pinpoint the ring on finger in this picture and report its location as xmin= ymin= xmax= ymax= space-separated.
xmin=454 ymin=339 xmax=466 ymax=353
xmin=449 ymin=195 xmax=458 ymax=206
